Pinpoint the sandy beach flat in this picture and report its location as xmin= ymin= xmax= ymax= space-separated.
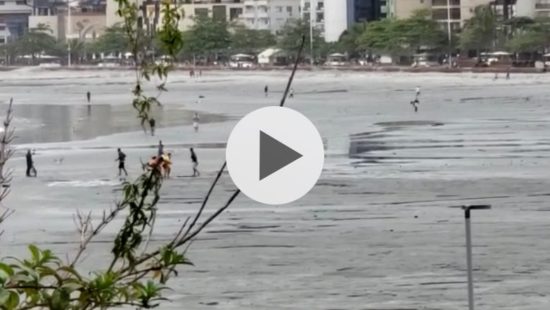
xmin=2 ymin=68 xmax=550 ymax=309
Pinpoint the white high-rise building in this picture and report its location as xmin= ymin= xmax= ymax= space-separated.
xmin=242 ymin=0 xmax=300 ymax=33
xmin=300 ymin=0 xmax=325 ymax=38
xmin=324 ymin=0 xmax=353 ymax=42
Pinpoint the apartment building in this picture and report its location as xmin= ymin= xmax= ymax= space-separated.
xmin=0 ymin=0 xmax=33 ymax=45
xmin=178 ymin=0 xmax=244 ymax=30
xmin=241 ymin=0 xmax=299 ymax=34
xmin=321 ymin=0 xmax=387 ymax=42
xmin=387 ymin=0 xmax=514 ymax=32
xmin=300 ymin=0 xmax=325 ymax=37
xmin=517 ymin=0 xmax=550 ymax=18
xmin=31 ymin=0 xmax=105 ymax=40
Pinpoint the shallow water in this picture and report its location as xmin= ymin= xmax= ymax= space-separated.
xmin=5 ymin=103 xmax=225 ymax=144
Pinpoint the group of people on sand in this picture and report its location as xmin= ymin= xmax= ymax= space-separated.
xmin=189 ymin=69 xmax=202 ymax=78
xmin=116 ymin=141 xmax=200 ymax=179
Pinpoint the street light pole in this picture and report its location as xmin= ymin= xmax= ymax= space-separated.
xmin=446 ymin=0 xmax=452 ymax=68
xmin=67 ymin=0 xmax=71 ymax=67
xmin=309 ymin=0 xmax=314 ymax=66
xmin=452 ymin=204 xmax=491 ymax=310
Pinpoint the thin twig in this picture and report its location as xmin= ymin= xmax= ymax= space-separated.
xmin=181 ymin=162 xmax=226 ymax=240
xmin=280 ymin=35 xmax=306 ymax=107
xmin=126 ymin=36 xmax=308 ymax=270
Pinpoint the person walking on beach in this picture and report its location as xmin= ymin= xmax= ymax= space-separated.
xmin=506 ymin=68 xmax=510 ymax=80
xmin=149 ymin=118 xmax=156 ymax=136
xmin=410 ymin=99 xmax=419 ymax=113
xmin=289 ymin=88 xmax=294 ymax=98
xmin=116 ymin=148 xmax=128 ymax=177
xmin=190 ymin=148 xmax=200 ymax=177
xmin=86 ymin=91 xmax=92 ymax=115
xmin=493 ymin=73 xmax=498 ymax=80
xmin=415 ymin=86 xmax=421 ymax=99
xmin=158 ymin=140 xmax=164 ymax=157
xmin=193 ymin=112 xmax=200 ymax=132
xmin=26 ymin=149 xmax=37 ymax=177
xmin=264 ymin=85 xmax=269 ymax=97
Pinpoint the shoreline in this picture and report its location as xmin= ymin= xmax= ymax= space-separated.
xmin=1 ymin=65 xmax=546 ymax=74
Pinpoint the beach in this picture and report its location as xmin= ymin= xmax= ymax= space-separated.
xmin=1 ymin=68 xmax=550 ymax=309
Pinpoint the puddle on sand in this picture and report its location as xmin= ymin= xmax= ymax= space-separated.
xmin=5 ymin=103 xmax=225 ymax=144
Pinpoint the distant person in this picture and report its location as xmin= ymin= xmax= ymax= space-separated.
xmin=493 ymin=73 xmax=498 ymax=80
xmin=415 ymin=86 xmax=421 ymax=98
xmin=193 ymin=112 xmax=200 ymax=132
xmin=86 ymin=91 xmax=92 ymax=115
xmin=410 ymin=99 xmax=419 ymax=113
xmin=506 ymin=69 xmax=510 ymax=80
xmin=199 ymin=69 xmax=202 ymax=77
xmin=190 ymin=148 xmax=200 ymax=177
xmin=289 ymin=88 xmax=294 ymax=98
xmin=264 ymin=85 xmax=269 ymax=97
xmin=189 ymin=69 xmax=194 ymax=78
xmin=149 ymin=118 xmax=156 ymax=136
xmin=158 ymin=140 xmax=164 ymax=157
xmin=116 ymin=148 xmax=128 ymax=177
xmin=25 ymin=149 xmax=36 ymax=177
xmin=197 ymin=95 xmax=204 ymax=104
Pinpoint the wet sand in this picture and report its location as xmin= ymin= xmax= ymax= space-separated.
xmin=2 ymin=68 xmax=550 ymax=309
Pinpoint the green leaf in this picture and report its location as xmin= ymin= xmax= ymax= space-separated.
xmin=6 ymin=291 xmax=19 ymax=310
xmin=50 ymin=288 xmax=70 ymax=310
xmin=28 ymin=244 xmax=40 ymax=264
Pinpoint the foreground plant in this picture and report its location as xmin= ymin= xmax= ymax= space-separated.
xmin=0 ymin=0 xmax=305 ymax=307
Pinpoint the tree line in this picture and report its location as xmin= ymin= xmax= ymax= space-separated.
xmin=5 ymin=4 xmax=550 ymax=65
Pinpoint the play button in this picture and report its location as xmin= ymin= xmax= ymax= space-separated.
xmin=226 ymin=106 xmax=324 ymax=205
xmin=259 ymin=131 xmax=302 ymax=180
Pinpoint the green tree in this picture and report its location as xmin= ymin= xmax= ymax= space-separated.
xmin=15 ymin=24 xmax=59 ymax=64
xmin=460 ymin=5 xmax=497 ymax=53
xmin=506 ymin=17 xmax=550 ymax=53
xmin=337 ymin=22 xmax=368 ymax=58
xmin=91 ymin=25 xmax=130 ymax=55
xmin=229 ymin=24 xmax=276 ymax=53
xmin=278 ymin=19 xmax=324 ymax=61
xmin=357 ymin=10 xmax=446 ymax=61
xmin=399 ymin=9 xmax=447 ymax=52
xmin=182 ymin=15 xmax=231 ymax=60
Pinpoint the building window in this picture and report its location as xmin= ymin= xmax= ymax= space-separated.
xmin=432 ymin=8 xmax=460 ymax=20
xmin=276 ymin=6 xmax=282 ymax=12
xmin=0 ymin=38 xmax=5 ymax=44
xmin=195 ymin=8 xmax=208 ymax=17
xmin=230 ymin=8 xmax=242 ymax=20
xmin=317 ymin=1 xmax=323 ymax=10
xmin=15 ymin=0 xmax=26 ymax=5
xmin=316 ymin=12 xmax=323 ymax=22
xmin=433 ymin=0 xmax=460 ymax=5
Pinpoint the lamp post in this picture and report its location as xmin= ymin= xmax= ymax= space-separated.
xmin=66 ymin=0 xmax=72 ymax=67
xmin=309 ymin=0 xmax=314 ymax=66
xmin=451 ymin=204 xmax=491 ymax=310
xmin=446 ymin=0 xmax=452 ymax=68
